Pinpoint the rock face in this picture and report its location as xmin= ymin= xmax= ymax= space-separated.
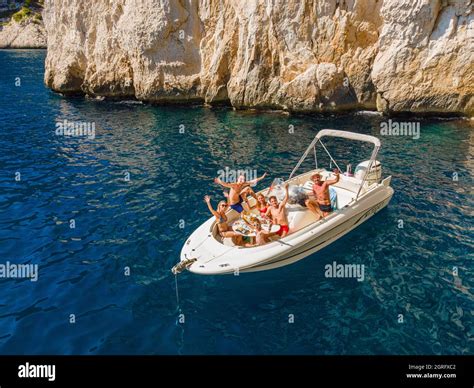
xmin=372 ymin=0 xmax=473 ymax=114
xmin=43 ymin=0 xmax=473 ymax=115
xmin=0 ymin=19 xmax=47 ymax=48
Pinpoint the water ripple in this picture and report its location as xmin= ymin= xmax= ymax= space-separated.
xmin=0 ymin=50 xmax=472 ymax=355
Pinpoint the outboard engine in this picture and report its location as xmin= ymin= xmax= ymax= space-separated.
xmin=355 ymin=160 xmax=382 ymax=185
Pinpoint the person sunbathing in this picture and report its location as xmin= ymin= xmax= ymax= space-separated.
xmin=265 ymin=183 xmax=290 ymax=237
xmin=204 ymin=195 xmax=243 ymax=246
xmin=305 ymin=170 xmax=340 ymax=219
xmin=214 ymin=173 xmax=267 ymax=213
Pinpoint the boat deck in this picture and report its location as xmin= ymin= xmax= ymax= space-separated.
xmin=214 ymin=170 xmax=366 ymax=247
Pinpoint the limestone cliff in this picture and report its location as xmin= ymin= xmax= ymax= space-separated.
xmin=43 ymin=0 xmax=473 ymax=115
xmin=0 ymin=17 xmax=46 ymax=48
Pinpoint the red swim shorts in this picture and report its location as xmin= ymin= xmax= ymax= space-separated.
xmin=277 ymin=224 xmax=289 ymax=236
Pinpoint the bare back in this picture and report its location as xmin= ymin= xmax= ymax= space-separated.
xmin=255 ymin=230 xmax=270 ymax=245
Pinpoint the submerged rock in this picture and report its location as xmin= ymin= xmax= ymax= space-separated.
xmin=43 ymin=0 xmax=473 ymax=115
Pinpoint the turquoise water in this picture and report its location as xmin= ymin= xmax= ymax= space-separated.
xmin=0 ymin=50 xmax=472 ymax=355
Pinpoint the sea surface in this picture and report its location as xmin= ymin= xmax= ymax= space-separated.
xmin=0 ymin=50 xmax=472 ymax=355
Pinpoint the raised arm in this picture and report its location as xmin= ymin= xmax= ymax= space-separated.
xmin=280 ymin=183 xmax=290 ymax=208
xmin=204 ymin=195 xmax=220 ymax=218
xmin=324 ymin=170 xmax=340 ymax=186
xmin=214 ymin=177 xmax=234 ymax=189
xmin=264 ymin=206 xmax=273 ymax=221
xmin=248 ymin=172 xmax=267 ymax=186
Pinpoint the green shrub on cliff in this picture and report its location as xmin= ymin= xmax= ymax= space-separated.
xmin=12 ymin=6 xmax=32 ymax=23
xmin=32 ymin=12 xmax=42 ymax=24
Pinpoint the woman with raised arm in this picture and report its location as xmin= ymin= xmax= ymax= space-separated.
xmin=204 ymin=195 xmax=243 ymax=246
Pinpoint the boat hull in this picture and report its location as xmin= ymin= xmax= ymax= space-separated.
xmin=241 ymin=191 xmax=393 ymax=272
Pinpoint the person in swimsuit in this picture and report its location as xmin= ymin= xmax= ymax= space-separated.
xmin=305 ymin=170 xmax=340 ymax=219
xmin=245 ymin=219 xmax=272 ymax=247
xmin=214 ymin=173 xmax=267 ymax=213
xmin=256 ymin=194 xmax=268 ymax=217
xmin=265 ymin=183 xmax=290 ymax=237
xmin=204 ymin=195 xmax=243 ymax=246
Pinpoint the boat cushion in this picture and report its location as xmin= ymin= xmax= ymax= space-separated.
xmin=329 ymin=187 xmax=337 ymax=210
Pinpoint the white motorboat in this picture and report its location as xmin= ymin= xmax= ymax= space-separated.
xmin=172 ymin=129 xmax=394 ymax=275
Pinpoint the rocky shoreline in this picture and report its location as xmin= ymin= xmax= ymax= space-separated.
xmin=38 ymin=0 xmax=473 ymax=116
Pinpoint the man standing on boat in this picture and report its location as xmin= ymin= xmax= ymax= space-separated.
xmin=305 ymin=170 xmax=340 ymax=219
xmin=214 ymin=172 xmax=267 ymax=213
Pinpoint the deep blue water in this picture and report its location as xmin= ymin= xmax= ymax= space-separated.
xmin=0 ymin=50 xmax=472 ymax=355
